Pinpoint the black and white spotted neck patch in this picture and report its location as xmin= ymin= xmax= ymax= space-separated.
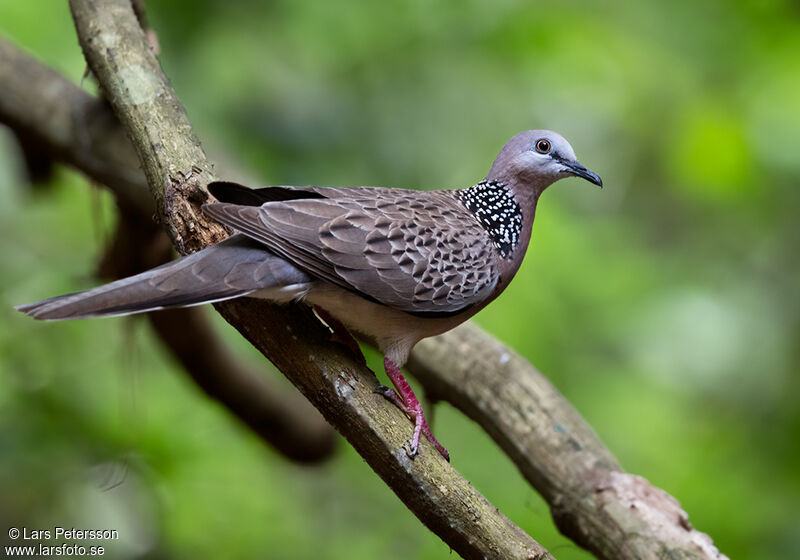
xmin=456 ymin=180 xmax=523 ymax=259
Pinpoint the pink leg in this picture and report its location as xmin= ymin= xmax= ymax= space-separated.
xmin=314 ymin=307 xmax=448 ymax=460
xmin=315 ymin=306 xmax=366 ymax=366
xmin=381 ymin=357 xmax=449 ymax=461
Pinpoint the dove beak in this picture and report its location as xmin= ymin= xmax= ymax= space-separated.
xmin=559 ymin=160 xmax=603 ymax=187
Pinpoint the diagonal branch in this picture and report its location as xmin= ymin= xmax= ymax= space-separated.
xmin=409 ymin=325 xmax=727 ymax=560
xmin=65 ymin=1 xmax=552 ymax=558
xmin=0 ymin=37 xmax=151 ymax=215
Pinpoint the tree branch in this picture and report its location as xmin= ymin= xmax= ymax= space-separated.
xmin=64 ymin=1 xmax=552 ymax=558
xmin=409 ymin=324 xmax=727 ymax=560
xmin=0 ymin=37 xmax=151 ymax=215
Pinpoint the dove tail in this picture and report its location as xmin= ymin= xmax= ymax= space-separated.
xmin=15 ymin=235 xmax=310 ymax=321
xmin=15 ymin=275 xmax=251 ymax=321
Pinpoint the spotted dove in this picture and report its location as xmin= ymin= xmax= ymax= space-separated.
xmin=16 ymin=130 xmax=602 ymax=460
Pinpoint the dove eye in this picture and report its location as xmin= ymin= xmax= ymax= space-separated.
xmin=535 ymin=139 xmax=551 ymax=154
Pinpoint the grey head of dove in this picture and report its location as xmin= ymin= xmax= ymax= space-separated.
xmin=16 ymin=129 xmax=602 ymax=461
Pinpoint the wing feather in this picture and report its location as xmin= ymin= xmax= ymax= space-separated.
xmin=203 ymin=187 xmax=499 ymax=315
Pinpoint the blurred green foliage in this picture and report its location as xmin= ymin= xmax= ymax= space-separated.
xmin=1 ymin=0 xmax=799 ymax=558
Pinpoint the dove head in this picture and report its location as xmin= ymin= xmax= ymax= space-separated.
xmin=486 ymin=130 xmax=602 ymax=193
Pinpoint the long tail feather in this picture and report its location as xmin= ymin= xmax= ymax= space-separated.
xmin=16 ymin=235 xmax=310 ymax=321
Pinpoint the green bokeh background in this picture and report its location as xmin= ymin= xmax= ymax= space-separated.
xmin=1 ymin=1 xmax=798 ymax=558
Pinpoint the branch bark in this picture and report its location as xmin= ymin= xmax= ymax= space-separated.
xmin=2 ymin=13 xmax=729 ymax=559
xmin=0 ymin=37 xmax=151 ymax=215
xmin=64 ymin=1 xmax=552 ymax=558
xmin=409 ymin=325 xmax=727 ymax=560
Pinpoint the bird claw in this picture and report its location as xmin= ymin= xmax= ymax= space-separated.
xmin=379 ymin=358 xmax=450 ymax=462
xmin=376 ymin=386 xmax=449 ymax=461
xmin=374 ymin=384 xmax=405 ymax=409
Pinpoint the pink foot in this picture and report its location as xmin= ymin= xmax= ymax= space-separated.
xmin=379 ymin=357 xmax=450 ymax=461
